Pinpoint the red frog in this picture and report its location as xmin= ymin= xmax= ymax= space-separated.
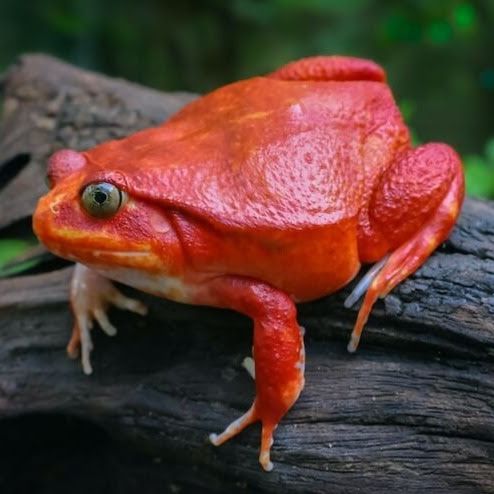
xmin=33 ymin=56 xmax=464 ymax=471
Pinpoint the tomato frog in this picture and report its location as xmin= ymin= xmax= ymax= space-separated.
xmin=33 ymin=56 xmax=464 ymax=471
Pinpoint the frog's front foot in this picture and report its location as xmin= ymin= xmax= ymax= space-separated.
xmin=203 ymin=277 xmax=305 ymax=471
xmin=242 ymin=356 xmax=255 ymax=379
xmin=68 ymin=263 xmax=148 ymax=375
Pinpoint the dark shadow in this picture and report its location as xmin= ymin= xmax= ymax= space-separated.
xmin=0 ymin=413 xmax=209 ymax=494
xmin=0 ymin=153 xmax=31 ymax=191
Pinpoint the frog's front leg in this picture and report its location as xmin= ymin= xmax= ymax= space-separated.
xmin=68 ymin=263 xmax=148 ymax=374
xmin=200 ymin=277 xmax=305 ymax=472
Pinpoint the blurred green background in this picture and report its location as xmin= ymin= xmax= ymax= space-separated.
xmin=1 ymin=0 xmax=494 ymax=196
xmin=1 ymin=0 xmax=494 ymax=271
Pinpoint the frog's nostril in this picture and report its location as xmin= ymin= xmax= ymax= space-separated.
xmin=47 ymin=149 xmax=86 ymax=186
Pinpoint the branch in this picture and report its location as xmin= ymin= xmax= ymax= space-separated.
xmin=0 ymin=54 xmax=493 ymax=494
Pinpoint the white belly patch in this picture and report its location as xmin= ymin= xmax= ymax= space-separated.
xmin=93 ymin=266 xmax=193 ymax=303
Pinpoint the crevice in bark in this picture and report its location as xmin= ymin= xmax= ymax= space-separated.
xmin=0 ymin=153 xmax=30 ymax=191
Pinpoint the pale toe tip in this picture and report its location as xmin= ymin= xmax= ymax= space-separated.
xmin=82 ymin=364 xmax=93 ymax=376
xmin=242 ymin=356 xmax=255 ymax=379
xmin=209 ymin=433 xmax=219 ymax=445
xmin=260 ymin=452 xmax=274 ymax=472
xmin=347 ymin=337 xmax=358 ymax=353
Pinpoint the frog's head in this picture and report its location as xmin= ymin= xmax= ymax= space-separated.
xmin=33 ymin=148 xmax=182 ymax=276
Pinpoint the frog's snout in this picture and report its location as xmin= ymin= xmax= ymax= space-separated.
xmin=47 ymin=149 xmax=86 ymax=187
xmin=33 ymin=183 xmax=75 ymax=253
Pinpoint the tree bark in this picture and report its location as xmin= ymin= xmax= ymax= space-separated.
xmin=0 ymin=54 xmax=493 ymax=494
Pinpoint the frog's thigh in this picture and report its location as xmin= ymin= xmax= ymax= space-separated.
xmin=349 ymin=143 xmax=463 ymax=351
xmin=199 ymin=276 xmax=305 ymax=472
xmin=369 ymin=143 xmax=463 ymax=249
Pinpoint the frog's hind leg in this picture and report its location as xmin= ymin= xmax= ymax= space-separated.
xmin=268 ymin=55 xmax=386 ymax=82
xmin=349 ymin=143 xmax=464 ymax=352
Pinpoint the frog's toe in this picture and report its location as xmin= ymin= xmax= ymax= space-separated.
xmin=67 ymin=327 xmax=81 ymax=360
xmin=70 ymin=313 xmax=94 ymax=375
xmin=209 ymin=404 xmax=257 ymax=446
xmin=344 ymin=255 xmax=389 ymax=310
xmin=259 ymin=424 xmax=276 ymax=472
xmin=209 ymin=404 xmax=276 ymax=472
xmin=93 ymin=307 xmax=117 ymax=337
xmin=80 ymin=327 xmax=94 ymax=375
xmin=109 ymin=290 xmax=148 ymax=316
xmin=242 ymin=356 xmax=255 ymax=379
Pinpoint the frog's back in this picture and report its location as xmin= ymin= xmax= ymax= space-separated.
xmin=83 ymin=66 xmax=410 ymax=300
xmin=85 ymin=74 xmax=409 ymax=234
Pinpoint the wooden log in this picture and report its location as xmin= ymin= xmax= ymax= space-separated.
xmin=0 ymin=54 xmax=493 ymax=494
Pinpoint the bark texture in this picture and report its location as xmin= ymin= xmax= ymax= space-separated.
xmin=0 ymin=54 xmax=493 ymax=494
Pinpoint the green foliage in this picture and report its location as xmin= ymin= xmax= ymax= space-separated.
xmin=0 ymin=0 xmax=493 ymax=199
xmin=0 ymin=239 xmax=28 ymax=266
xmin=0 ymin=239 xmax=38 ymax=277
xmin=464 ymin=138 xmax=494 ymax=198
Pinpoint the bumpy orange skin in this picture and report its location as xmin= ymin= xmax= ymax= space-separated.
xmin=33 ymin=56 xmax=464 ymax=471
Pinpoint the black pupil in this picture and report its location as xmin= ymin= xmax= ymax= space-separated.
xmin=94 ymin=190 xmax=108 ymax=204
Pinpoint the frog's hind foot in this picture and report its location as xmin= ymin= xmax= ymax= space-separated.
xmin=68 ymin=263 xmax=148 ymax=375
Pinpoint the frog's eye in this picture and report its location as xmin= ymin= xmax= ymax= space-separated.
xmin=81 ymin=182 xmax=127 ymax=218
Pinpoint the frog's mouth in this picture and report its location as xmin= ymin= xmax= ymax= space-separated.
xmin=63 ymin=248 xmax=152 ymax=263
xmin=70 ymin=248 xmax=151 ymax=260
xmin=43 ymin=243 xmax=163 ymax=274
